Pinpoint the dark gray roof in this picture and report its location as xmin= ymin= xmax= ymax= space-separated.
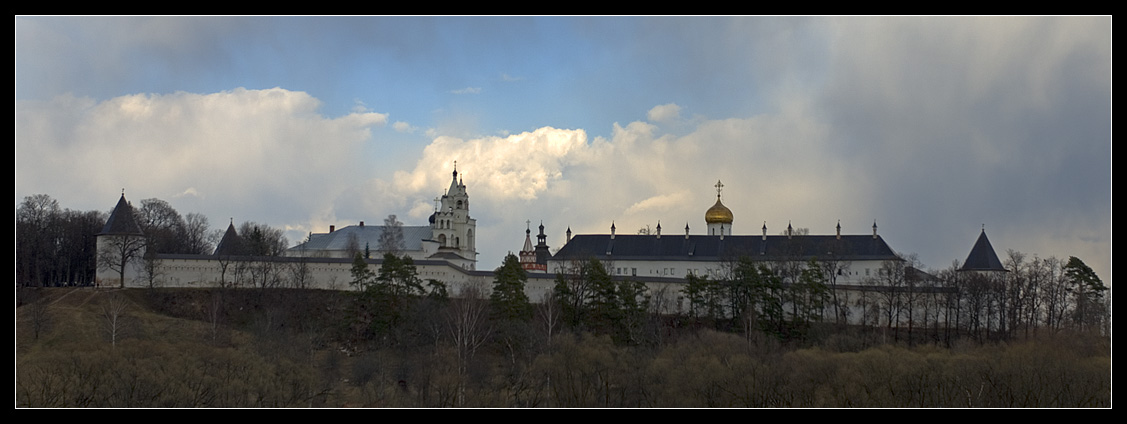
xmin=290 ymin=224 xmax=433 ymax=252
xmin=213 ymin=222 xmax=246 ymax=256
xmin=98 ymin=194 xmax=144 ymax=236
xmin=960 ymin=230 xmax=1006 ymax=272
xmin=422 ymin=250 xmax=465 ymax=259
xmin=552 ymin=234 xmax=900 ymax=262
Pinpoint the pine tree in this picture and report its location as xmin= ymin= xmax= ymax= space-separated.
xmin=490 ymin=253 xmax=531 ymax=321
xmin=1064 ymin=256 xmax=1107 ymax=332
xmin=349 ymin=252 xmax=373 ymax=291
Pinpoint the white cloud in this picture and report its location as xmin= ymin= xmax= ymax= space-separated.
xmin=451 ymin=87 xmax=482 ymax=95
xmin=17 ymin=87 xmax=388 ymax=237
xmin=392 ymin=121 xmax=415 ymax=133
xmin=646 ymin=103 xmax=681 ymax=123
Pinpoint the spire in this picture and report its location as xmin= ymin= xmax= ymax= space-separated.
xmin=836 ymin=220 xmax=842 ymax=240
xmin=610 ymin=221 xmax=616 ymax=239
xmin=873 ymin=220 xmax=878 ymax=239
xmin=448 ymin=161 xmax=461 ymax=196
xmin=656 ymin=221 xmax=662 ymax=238
xmin=522 ymin=220 xmax=534 ymax=253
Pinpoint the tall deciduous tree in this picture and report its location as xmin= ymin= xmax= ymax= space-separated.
xmin=97 ymin=232 xmax=147 ymax=289
xmin=137 ymin=198 xmax=187 ymax=254
xmin=378 ymin=214 xmax=405 ymax=256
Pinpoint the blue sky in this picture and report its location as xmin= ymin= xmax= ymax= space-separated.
xmin=16 ymin=16 xmax=1111 ymax=281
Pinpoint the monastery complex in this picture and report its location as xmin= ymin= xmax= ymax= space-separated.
xmin=95 ymin=165 xmax=1005 ymax=321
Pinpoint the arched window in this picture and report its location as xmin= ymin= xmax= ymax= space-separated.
xmin=438 ymin=234 xmax=447 ymax=247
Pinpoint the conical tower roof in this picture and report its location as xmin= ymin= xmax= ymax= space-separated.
xmin=960 ymin=229 xmax=1006 ymax=272
xmin=99 ymin=193 xmax=144 ymax=236
xmin=213 ymin=220 xmax=246 ymax=256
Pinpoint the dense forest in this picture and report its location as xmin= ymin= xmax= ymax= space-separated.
xmin=15 ymin=193 xmax=1111 ymax=407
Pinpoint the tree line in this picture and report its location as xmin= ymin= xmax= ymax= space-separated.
xmin=670 ymin=250 xmax=1109 ymax=346
xmin=17 ymin=250 xmax=1109 ymax=407
xmin=16 ymin=193 xmax=294 ymax=288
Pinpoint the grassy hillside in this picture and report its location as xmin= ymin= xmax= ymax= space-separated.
xmin=16 ymin=287 xmax=1111 ymax=408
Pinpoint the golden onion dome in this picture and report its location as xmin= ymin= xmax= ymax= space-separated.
xmin=705 ymin=197 xmax=734 ymax=224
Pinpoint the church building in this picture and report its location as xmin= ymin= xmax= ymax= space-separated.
xmin=549 ymin=180 xmax=903 ymax=283
xmin=285 ymin=164 xmax=477 ymax=270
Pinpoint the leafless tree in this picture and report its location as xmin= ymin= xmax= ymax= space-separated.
xmin=445 ymin=282 xmax=493 ymax=406
xmin=378 ymin=214 xmax=406 ymax=256
xmin=26 ymin=297 xmax=53 ymax=341
xmin=139 ymin=250 xmax=164 ymax=288
xmin=183 ymin=212 xmax=214 ymax=255
xmin=536 ymin=291 xmax=561 ymax=349
xmin=102 ymin=292 xmax=129 ymax=348
xmin=97 ymin=233 xmax=146 ymax=288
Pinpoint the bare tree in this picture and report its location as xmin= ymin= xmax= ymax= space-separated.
xmin=26 ymin=296 xmax=53 ymax=341
xmin=536 ymin=291 xmax=561 ymax=349
xmin=378 ymin=214 xmax=405 ymax=256
xmin=138 ymin=250 xmax=164 ymax=288
xmin=183 ymin=213 xmax=214 ymax=255
xmin=445 ymin=282 xmax=493 ymax=406
xmin=102 ymin=292 xmax=129 ymax=348
xmin=97 ymin=233 xmax=146 ymax=288
xmin=137 ymin=198 xmax=188 ymax=254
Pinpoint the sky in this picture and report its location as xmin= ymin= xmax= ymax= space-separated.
xmin=16 ymin=16 xmax=1111 ymax=282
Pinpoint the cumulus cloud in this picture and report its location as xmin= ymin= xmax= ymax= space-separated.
xmin=392 ymin=121 xmax=415 ymax=133
xmin=16 ymin=87 xmax=388 ymax=235
xmin=367 ymin=102 xmax=860 ymax=267
xmin=646 ymin=103 xmax=681 ymax=123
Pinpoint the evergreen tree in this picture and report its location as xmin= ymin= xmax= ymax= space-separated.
xmin=375 ymin=253 xmax=425 ymax=298
xmin=1063 ymin=256 xmax=1107 ymax=332
xmin=349 ymin=252 xmax=373 ymax=291
xmin=490 ymin=254 xmax=532 ymax=322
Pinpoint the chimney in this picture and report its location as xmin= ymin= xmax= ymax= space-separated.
xmin=329 ymin=225 xmax=335 ymax=233
xmin=360 ymin=221 xmax=365 ymax=227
